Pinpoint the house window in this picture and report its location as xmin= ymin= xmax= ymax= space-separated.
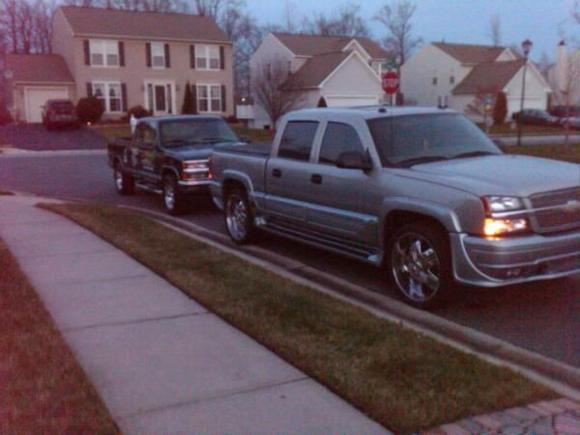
xmin=196 ymin=84 xmax=222 ymax=112
xmin=90 ymin=40 xmax=119 ymax=67
xmin=432 ymin=77 xmax=438 ymax=86
xmin=450 ymin=75 xmax=455 ymax=85
xmin=151 ymin=42 xmax=166 ymax=69
xmin=92 ymin=82 xmax=122 ymax=113
xmin=195 ymin=45 xmax=220 ymax=70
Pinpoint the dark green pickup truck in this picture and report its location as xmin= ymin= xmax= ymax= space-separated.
xmin=107 ymin=115 xmax=240 ymax=214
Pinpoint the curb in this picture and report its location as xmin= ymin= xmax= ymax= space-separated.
xmin=116 ymin=203 xmax=580 ymax=401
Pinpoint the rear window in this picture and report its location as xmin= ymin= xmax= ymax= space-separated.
xmin=48 ymin=101 xmax=74 ymax=111
xmin=278 ymin=121 xmax=319 ymax=161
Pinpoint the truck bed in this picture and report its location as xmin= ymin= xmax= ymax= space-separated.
xmin=216 ymin=142 xmax=271 ymax=157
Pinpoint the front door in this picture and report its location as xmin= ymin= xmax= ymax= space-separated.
xmin=146 ymin=83 xmax=174 ymax=116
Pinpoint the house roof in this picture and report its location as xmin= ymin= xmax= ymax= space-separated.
xmin=282 ymin=51 xmax=351 ymax=90
xmin=433 ymin=42 xmax=507 ymax=64
xmin=452 ymin=60 xmax=524 ymax=94
xmin=60 ymin=6 xmax=230 ymax=43
xmin=5 ymin=54 xmax=74 ymax=83
xmin=272 ymin=32 xmax=388 ymax=59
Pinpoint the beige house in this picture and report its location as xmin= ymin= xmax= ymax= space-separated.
xmin=6 ymin=6 xmax=234 ymax=123
xmin=401 ymin=42 xmax=552 ymax=121
xmin=245 ymin=33 xmax=389 ymax=129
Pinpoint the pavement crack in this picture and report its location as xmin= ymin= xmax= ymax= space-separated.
xmin=118 ymin=376 xmax=311 ymax=420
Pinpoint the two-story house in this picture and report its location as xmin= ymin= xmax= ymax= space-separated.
xmin=401 ymin=42 xmax=551 ymax=120
xmin=5 ymin=6 xmax=234 ymax=123
xmin=245 ymin=32 xmax=389 ymax=129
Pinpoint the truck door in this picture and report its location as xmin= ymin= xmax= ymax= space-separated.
xmin=136 ymin=122 xmax=162 ymax=184
xmin=305 ymin=121 xmax=381 ymax=248
xmin=265 ymin=120 xmax=320 ymax=227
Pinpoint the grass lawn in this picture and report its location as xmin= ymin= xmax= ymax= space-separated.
xmin=90 ymin=122 xmax=275 ymax=144
xmin=41 ymin=202 xmax=557 ymax=433
xmin=503 ymin=143 xmax=580 ymax=163
xmin=0 ymin=238 xmax=118 ymax=433
xmin=479 ymin=122 xmax=580 ymax=136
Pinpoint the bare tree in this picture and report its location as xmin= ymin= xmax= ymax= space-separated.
xmin=374 ymin=0 xmax=422 ymax=65
xmin=573 ymin=0 xmax=580 ymax=25
xmin=536 ymin=51 xmax=552 ymax=78
xmin=560 ymin=53 xmax=580 ymax=145
xmin=302 ymin=3 xmax=370 ymax=37
xmin=487 ymin=14 xmax=501 ymax=47
xmin=253 ymin=59 xmax=304 ymax=129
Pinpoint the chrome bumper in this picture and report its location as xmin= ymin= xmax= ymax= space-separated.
xmin=451 ymin=231 xmax=580 ymax=287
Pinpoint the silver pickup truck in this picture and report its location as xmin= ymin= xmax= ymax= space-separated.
xmin=210 ymin=107 xmax=580 ymax=308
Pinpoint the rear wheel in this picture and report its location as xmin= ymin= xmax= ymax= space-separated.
xmin=113 ymin=163 xmax=134 ymax=195
xmin=224 ymin=188 xmax=255 ymax=244
xmin=163 ymin=174 xmax=186 ymax=215
xmin=387 ymin=222 xmax=455 ymax=309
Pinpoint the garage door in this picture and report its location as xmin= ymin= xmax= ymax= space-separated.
xmin=25 ymin=87 xmax=69 ymax=123
xmin=325 ymin=96 xmax=379 ymax=107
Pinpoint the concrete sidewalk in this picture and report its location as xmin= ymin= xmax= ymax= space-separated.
xmin=0 ymin=195 xmax=388 ymax=434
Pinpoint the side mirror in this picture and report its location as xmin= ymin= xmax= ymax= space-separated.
xmin=336 ymin=151 xmax=373 ymax=171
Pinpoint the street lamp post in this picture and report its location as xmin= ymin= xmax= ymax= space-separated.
xmin=517 ymin=38 xmax=533 ymax=147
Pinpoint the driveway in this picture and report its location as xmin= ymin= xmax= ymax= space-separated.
xmin=0 ymin=124 xmax=106 ymax=151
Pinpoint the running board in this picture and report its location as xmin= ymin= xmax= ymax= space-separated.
xmin=135 ymin=182 xmax=162 ymax=195
xmin=263 ymin=221 xmax=381 ymax=265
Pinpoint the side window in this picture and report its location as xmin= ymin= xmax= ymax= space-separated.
xmin=133 ymin=124 xmax=145 ymax=146
xmin=143 ymin=125 xmax=156 ymax=143
xmin=319 ymin=122 xmax=365 ymax=165
xmin=278 ymin=121 xmax=319 ymax=161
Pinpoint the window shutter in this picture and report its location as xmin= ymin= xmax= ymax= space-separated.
xmin=190 ymin=45 xmax=195 ymax=69
xmin=84 ymin=40 xmax=90 ymax=65
xmin=221 ymin=84 xmax=226 ymax=113
xmin=146 ymin=42 xmax=151 ymax=67
xmin=119 ymin=41 xmax=125 ymax=67
xmin=192 ymin=84 xmax=197 ymax=114
xmin=121 ymin=83 xmax=127 ymax=112
xmin=86 ymin=82 xmax=92 ymax=97
xmin=164 ymin=43 xmax=170 ymax=68
xmin=219 ymin=46 xmax=225 ymax=70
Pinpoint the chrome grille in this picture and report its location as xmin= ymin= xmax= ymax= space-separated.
xmin=530 ymin=187 xmax=580 ymax=233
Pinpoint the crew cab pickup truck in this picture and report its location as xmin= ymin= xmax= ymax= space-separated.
xmin=210 ymin=107 xmax=580 ymax=308
xmin=108 ymin=115 xmax=240 ymax=214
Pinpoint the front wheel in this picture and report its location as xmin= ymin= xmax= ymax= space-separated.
xmin=386 ymin=223 xmax=455 ymax=309
xmin=113 ymin=164 xmax=134 ymax=195
xmin=224 ymin=188 xmax=255 ymax=244
xmin=162 ymin=174 xmax=186 ymax=215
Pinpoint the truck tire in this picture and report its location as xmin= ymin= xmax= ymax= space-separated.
xmin=386 ymin=222 xmax=455 ymax=309
xmin=113 ymin=163 xmax=134 ymax=195
xmin=162 ymin=173 xmax=186 ymax=215
xmin=224 ymin=187 xmax=255 ymax=244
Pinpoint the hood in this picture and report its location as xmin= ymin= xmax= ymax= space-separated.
xmin=165 ymin=143 xmax=228 ymax=161
xmin=404 ymin=155 xmax=580 ymax=197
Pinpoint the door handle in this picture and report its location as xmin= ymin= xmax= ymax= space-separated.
xmin=311 ymin=174 xmax=322 ymax=184
xmin=272 ymin=168 xmax=282 ymax=178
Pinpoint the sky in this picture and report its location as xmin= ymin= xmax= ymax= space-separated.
xmin=245 ymin=0 xmax=579 ymax=62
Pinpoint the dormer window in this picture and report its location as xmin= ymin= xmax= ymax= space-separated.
xmin=450 ymin=75 xmax=455 ymax=85
xmin=89 ymin=40 xmax=119 ymax=67
xmin=432 ymin=77 xmax=438 ymax=86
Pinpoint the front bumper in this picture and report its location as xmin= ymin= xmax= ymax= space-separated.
xmin=451 ymin=231 xmax=580 ymax=287
xmin=178 ymin=179 xmax=212 ymax=195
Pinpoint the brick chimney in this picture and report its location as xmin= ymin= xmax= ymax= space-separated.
xmin=556 ymin=40 xmax=568 ymax=92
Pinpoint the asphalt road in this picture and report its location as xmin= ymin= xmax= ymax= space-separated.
xmin=0 ymin=153 xmax=578 ymax=368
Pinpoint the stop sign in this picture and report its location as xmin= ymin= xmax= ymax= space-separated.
xmin=382 ymin=71 xmax=399 ymax=95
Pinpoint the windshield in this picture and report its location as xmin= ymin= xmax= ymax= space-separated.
xmin=367 ymin=113 xmax=501 ymax=167
xmin=160 ymin=118 xmax=238 ymax=148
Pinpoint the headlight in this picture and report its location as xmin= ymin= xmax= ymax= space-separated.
xmin=483 ymin=196 xmax=524 ymax=213
xmin=182 ymin=160 xmax=208 ymax=171
xmin=484 ymin=218 xmax=528 ymax=237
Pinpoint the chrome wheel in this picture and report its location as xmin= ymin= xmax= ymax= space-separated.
xmin=114 ymin=167 xmax=124 ymax=192
xmin=391 ymin=233 xmax=441 ymax=303
xmin=226 ymin=194 xmax=249 ymax=241
xmin=164 ymin=179 xmax=176 ymax=211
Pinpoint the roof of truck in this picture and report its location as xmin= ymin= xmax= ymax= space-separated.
xmin=286 ymin=106 xmax=457 ymax=121
xmin=138 ymin=114 xmax=225 ymax=124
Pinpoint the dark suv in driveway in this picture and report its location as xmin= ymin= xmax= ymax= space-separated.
xmin=42 ymin=99 xmax=79 ymax=130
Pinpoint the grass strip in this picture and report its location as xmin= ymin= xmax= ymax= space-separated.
xmin=0 ymin=238 xmax=118 ymax=433
xmin=503 ymin=143 xmax=580 ymax=163
xmin=40 ymin=202 xmax=557 ymax=433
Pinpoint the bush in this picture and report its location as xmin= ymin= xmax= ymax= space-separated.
xmin=0 ymin=104 xmax=12 ymax=125
xmin=493 ymin=91 xmax=508 ymax=125
xmin=76 ymin=97 xmax=104 ymax=124
xmin=127 ymin=105 xmax=151 ymax=120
